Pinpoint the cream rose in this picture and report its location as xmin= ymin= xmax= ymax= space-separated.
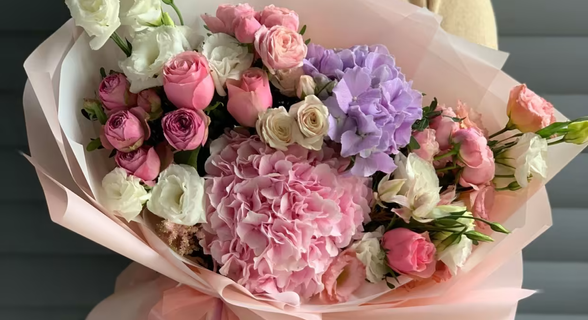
xmin=350 ymin=227 xmax=387 ymax=283
xmin=270 ymin=67 xmax=304 ymax=97
xmin=296 ymin=75 xmax=316 ymax=99
xmin=119 ymin=0 xmax=162 ymax=32
xmin=496 ymin=133 xmax=548 ymax=188
xmin=147 ymin=164 xmax=207 ymax=226
xmin=256 ymin=107 xmax=299 ymax=151
xmin=201 ymin=33 xmax=254 ymax=96
xmin=289 ymin=95 xmax=329 ymax=150
xmin=65 ymin=0 xmax=121 ymax=50
xmin=119 ymin=26 xmax=192 ymax=93
xmin=101 ymin=167 xmax=150 ymax=222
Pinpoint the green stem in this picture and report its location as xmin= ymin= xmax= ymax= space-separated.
xmin=494 ymin=174 xmax=515 ymax=178
xmin=496 ymin=133 xmax=523 ymax=144
xmin=495 ymin=187 xmax=511 ymax=191
xmin=549 ymin=138 xmax=566 ymax=146
xmin=110 ymin=32 xmax=131 ymax=57
xmin=489 ymin=126 xmax=511 ymax=139
xmin=169 ymin=2 xmax=185 ymax=25
xmin=436 ymin=165 xmax=460 ymax=173
xmin=434 ymin=150 xmax=457 ymax=161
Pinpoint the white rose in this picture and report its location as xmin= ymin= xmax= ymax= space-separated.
xmin=351 ymin=227 xmax=387 ymax=283
xmin=65 ymin=0 xmax=121 ymax=50
xmin=289 ymin=95 xmax=329 ymax=150
xmin=147 ymin=164 xmax=207 ymax=226
xmin=496 ymin=133 xmax=548 ymax=188
xmin=393 ymin=153 xmax=441 ymax=223
xmin=101 ymin=168 xmax=150 ymax=222
xmin=119 ymin=26 xmax=192 ymax=93
xmin=201 ymin=33 xmax=254 ymax=96
xmin=256 ymin=107 xmax=299 ymax=151
xmin=119 ymin=0 xmax=162 ymax=32
xmin=296 ymin=75 xmax=316 ymax=99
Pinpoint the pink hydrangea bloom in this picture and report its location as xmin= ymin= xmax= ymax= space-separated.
xmin=200 ymin=130 xmax=371 ymax=300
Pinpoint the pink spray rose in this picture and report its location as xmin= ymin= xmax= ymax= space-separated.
xmin=321 ymin=249 xmax=366 ymax=303
xmin=162 ymin=109 xmax=210 ymax=151
xmin=200 ymin=3 xmax=257 ymax=35
xmin=102 ymin=108 xmax=150 ymax=152
xmin=258 ymin=5 xmax=300 ymax=31
xmin=382 ymin=228 xmax=436 ymax=279
xmin=412 ymin=128 xmax=440 ymax=162
xmin=137 ymin=89 xmax=162 ymax=118
xmin=115 ymin=146 xmax=161 ymax=183
xmin=460 ymin=146 xmax=495 ymax=187
xmin=507 ymin=84 xmax=556 ymax=133
xmin=452 ymin=128 xmax=488 ymax=168
xmin=99 ymin=73 xmax=137 ymax=114
xmin=462 ymin=183 xmax=496 ymax=223
xmin=226 ymin=68 xmax=272 ymax=127
xmin=254 ymin=25 xmax=307 ymax=73
xmin=429 ymin=104 xmax=459 ymax=150
xmin=234 ymin=15 xmax=262 ymax=43
xmin=163 ymin=51 xmax=215 ymax=111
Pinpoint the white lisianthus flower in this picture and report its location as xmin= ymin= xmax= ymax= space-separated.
xmin=65 ymin=0 xmax=121 ymax=50
xmin=496 ymin=133 xmax=548 ymax=188
xmin=256 ymin=107 xmax=300 ymax=151
xmin=351 ymin=227 xmax=387 ymax=283
xmin=393 ymin=153 xmax=441 ymax=223
xmin=119 ymin=26 xmax=192 ymax=93
xmin=119 ymin=0 xmax=162 ymax=32
xmin=436 ymin=211 xmax=475 ymax=275
xmin=375 ymin=174 xmax=406 ymax=205
xmin=147 ymin=164 xmax=207 ymax=226
xmin=201 ymin=33 xmax=254 ymax=96
xmin=101 ymin=168 xmax=150 ymax=222
xmin=289 ymin=95 xmax=329 ymax=150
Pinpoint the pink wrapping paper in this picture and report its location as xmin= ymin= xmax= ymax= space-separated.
xmin=22 ymin=0 xmax=586 ymax=319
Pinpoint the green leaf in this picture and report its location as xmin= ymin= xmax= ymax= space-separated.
xmin=86 ymin=138 xmax=103 ymax=152
xmin=408 ymin=136 xmax=421 ymax=150
xmin=203 ymin=25 xmax=210 ymax=31
xmin=471 ymin=239 xmax=479 ymax=246
xmin=204 ymin=101 xmax=224 ymax=114
xmin=126 ymin=38 xmax=133 ymax=53
xmin=464 ymin=230 xmax=494 ymax=243
xmin=109 ymin=149 xmax=117 ymax=158
xmin=444 ymin=116 xmax=465 ymax=122
xmin=304 ymin=38 xmax=311 ymax=45
xmin=299 ymin=25 xmax=307 ymax=35
xmin=427 ymin=110 xmax=443 ymax=118
xmin=100 ymin=67 xmax=107 ymax=79
xmin=174 ymin=147 xmax=201 ymax=169
xmin=386 ymin=281 xmax=396 ymax=290
xmin=430 ymin=97 xmax=438 ymax=111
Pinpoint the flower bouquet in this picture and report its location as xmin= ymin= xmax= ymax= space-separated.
xmin=23 ymin=0 xmax=587 ymax=319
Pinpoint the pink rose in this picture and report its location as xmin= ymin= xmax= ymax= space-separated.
xmin=454 ymin=100 xmax=487 ymax=136
xmin=99 ymin=73 xmax=137 ymax=114
xmin=227 ymin=68 xmax=272 ymax=127
xmin=234 ymin=15 xmax=262 ymax=43
xmin=438 ymin=185 xmax=457 ymax=205
xmin=452 ymin=128 xmax=488 ymax=168
xmin=462 ymin=183 xmax=496 ymax=223
xmin=101 ymin=108 xmax=150 ymax=152
xmin=507 ymin=84 xmax=556 ymax=133
xmin=115 ymin=146 xmax=161 ymax=183
xmin=460 ymin=146 xmax=495 ymax=187
xmin=259 ymin=5 xmax=300 ymax=31
xmin=201 ymin=3 xmax=257 ymax=35
xmin=163 ymin=51 xmax=215 ymax=111
xmin=429 ymin=104 xmax=459 ymax=150
xmin=162 ymin=109 xmax=210 ymax=151
xmin=137 ymin=89 xmax=162 ymax=118
xmin=321 ymin=249 xmax=366 ymax=303
xmin=382 ymin=228 xmax=436 ymax=279
xmin=413 ymin=128 xmax=440 ymax=162
xmin=254 ymin=25 xmax=307 ymax=73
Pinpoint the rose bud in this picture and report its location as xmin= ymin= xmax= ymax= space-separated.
xmin=507 ymin=84 xmax=556 ymax=133
xmin=564 ymin=119 xmax=588 ymax=145
xmin=259 ymin=5 xmax=300 ymax=31
xmin=200 ymin=3 xmax=257 ymax=35
xmin=102 ymin=108 xmax=150 ymax=152
xmin=271 ymin=67 xmax=304 ymax=97
xmin=115 ymin=146 xmax=161 ymax=183
xmin=234 ymin=15 xmax=262 ymax=43
xmin=162 ymin=109 xmax=210 ymax=151
xmin=296 ymin=75 xmax=316 ymax=99
xmin=382 ymin=228 xmax=437 ymax=279
xmin=99 ymin=73 xmax=137 ymax=114
xmin=163 ymin=51 xmax=215 ymax=110
xmin=227 ymin=68 xmax=272 ymax=127
xmin=137 ymin=89 xmax=162 ymax=119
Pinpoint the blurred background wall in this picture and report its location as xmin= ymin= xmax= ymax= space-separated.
xmin=0 ymin=1 xmax=586 ymax=319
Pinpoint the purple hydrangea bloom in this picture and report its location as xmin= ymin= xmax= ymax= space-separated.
xmin=304 ymin=44 xmax=423 ymax=177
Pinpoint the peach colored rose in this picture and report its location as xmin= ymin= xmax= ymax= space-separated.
xmin=321 ymin=249 xmax=366 ymax=303
xmin=507 ymin=84 xmax=556 ymax=133
xmin=382 ymin=228 xmax=436 ymax=279
xmin=227 ymin=68 xmax=272 ymax=127
xmin=254 ymin=25 xmax=307 ymax=73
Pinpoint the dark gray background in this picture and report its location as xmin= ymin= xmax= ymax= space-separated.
xmin=1 ymin=1 xmax=587 ymax=319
